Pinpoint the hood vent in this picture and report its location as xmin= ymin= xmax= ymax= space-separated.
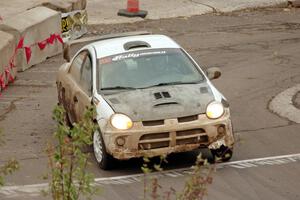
xmin=154 ymin=92 xmax=171 ymax=99
xmin=124 ymin=41 xmax=151 ymax=50
xmin=162 ymin=92 xmax=171 ymax=98
xmin=154 ymin=92 xmax=163 ymax=99
xmin=154 ymin=102 xmax=178 ymax=107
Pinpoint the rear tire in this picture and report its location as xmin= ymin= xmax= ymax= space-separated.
xmin=93 ymin=129 xmax=114 ymax=170
xmin=64 ymin=112 xmax=72 ymax=127
xmin=57 ymin=83 xmax=72 ymax=127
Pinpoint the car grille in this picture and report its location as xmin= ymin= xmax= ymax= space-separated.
xmin=142 ymin=115 xmax=199 ymax=127
xmin=138 ymin=128 xmax=208 ymax=150
xmin=142 ymin=120 xmax=164 ymax=126
xmin=139 ymin=132 xmax=170 ymax=150
xmin=177 ymin=115 xmax=198 ymax=123
xmin=176 ymin=129 xmax=208 ymax=145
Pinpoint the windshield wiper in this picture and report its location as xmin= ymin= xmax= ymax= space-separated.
xmin=140 ymin=81 xmax=201 ymax=89
xmin=101 ymin=86 xmax=137 ymax=90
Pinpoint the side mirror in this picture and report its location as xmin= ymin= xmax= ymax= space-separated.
xmin=63 ymin=43 xmax=71 ymax=62
xmin=206 ymin=67 xmax=221 ymax=80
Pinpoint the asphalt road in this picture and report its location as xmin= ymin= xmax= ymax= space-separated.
xmin=0 ymin=7 xmax=300 ymax=200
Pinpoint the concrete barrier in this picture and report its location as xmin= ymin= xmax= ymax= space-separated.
xmin=288 ymin=0 xmax=300 ymax=7
xmin=39 ymin=0 xmax=88 ymax=41
xmin=0 ymin=7 xmax=62 ymax=72
xmin=40 ymin=0 xmax=87 ymax=13
xmin=0 ymin=31 xmax=17 ymax=92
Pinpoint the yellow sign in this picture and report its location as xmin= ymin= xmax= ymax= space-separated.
xmin=61 ymin=10 xmax=88 ymax=41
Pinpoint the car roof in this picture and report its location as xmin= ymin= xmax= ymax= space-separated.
xmin=91 ymin=34 xmax=181 ymax=58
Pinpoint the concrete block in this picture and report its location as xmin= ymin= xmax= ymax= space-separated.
xmin=41 ymin=0 xmax=87 ymax=13
xmin=41 ymin=1 xmax=73 ymax=13
xmin=0 ymin=31 xmax=17 ymax=90
xmin=0 ymin=7 xmax=62 ymax=72
xmin=289 ymin=0 xmax=300 ymax=7
xmin=70 ymin=0 xmax=87 ymax=11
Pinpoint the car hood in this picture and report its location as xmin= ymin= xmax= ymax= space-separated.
xmin=102 ymin=83 xmax=215 ymax=121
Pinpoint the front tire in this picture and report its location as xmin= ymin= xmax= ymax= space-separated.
xmin=93 ymin=129 xmax=114 ymax=170
xmin=211 ymin=145 xmax=233 ymax=162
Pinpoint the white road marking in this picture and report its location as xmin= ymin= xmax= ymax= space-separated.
xmin=1 ymin=153 xmax=300 ymax=198
xmin=269 ymin=84 xmax=300 ymax=123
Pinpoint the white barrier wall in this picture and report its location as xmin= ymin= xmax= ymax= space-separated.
xmin=41 ymin=0 xmax=87 ymax=13
xmin=0 ymin=7 xmax=62 ymax=72
xmin=0 ymin=31 xmax=17 ymax=92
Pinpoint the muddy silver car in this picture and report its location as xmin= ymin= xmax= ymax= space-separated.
xmin=57 ymin=32 xmax=235 ymax=169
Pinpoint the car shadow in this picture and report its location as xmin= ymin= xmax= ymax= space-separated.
xmin=88 ymin=148 xmax=214 ymax=176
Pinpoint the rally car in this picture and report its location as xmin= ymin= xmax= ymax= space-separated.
xmin=57 ymin=32 xmax=235 ymax=170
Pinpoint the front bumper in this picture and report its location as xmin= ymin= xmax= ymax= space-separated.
xmin=100 ymin=109 xmax=234 ymax=160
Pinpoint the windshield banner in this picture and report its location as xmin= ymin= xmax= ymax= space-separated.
xmin=112 ymin=50 xmax=167 ymax=62
xmin=99 ymin=49 xmax=179 ymax=64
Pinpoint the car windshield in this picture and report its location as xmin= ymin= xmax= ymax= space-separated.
xmin=98 ymin=48 xmax=205 ymax=90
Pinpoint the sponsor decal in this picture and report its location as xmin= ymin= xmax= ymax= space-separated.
xmin=111 ymin=50 xmax=167 ymax=62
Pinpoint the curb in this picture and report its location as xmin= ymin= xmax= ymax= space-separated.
xmin=293 ymin=91 xmax=300 ymax=109
xmin=269 ymin=84 xmax=300 ymax=123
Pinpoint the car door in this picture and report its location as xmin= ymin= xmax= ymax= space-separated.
xmin=71 ymin=51 xmax=93 ymax=123
xmin=63 ymin=51 xmax=84 ymax=123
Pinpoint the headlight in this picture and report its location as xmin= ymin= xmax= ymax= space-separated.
xmin=110 ymin=114 xmax=133 ymax=130
xmin=206 ymin=101 xmax=224 ymax=119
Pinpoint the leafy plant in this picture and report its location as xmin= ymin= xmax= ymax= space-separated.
xmin=0 ymin=131 xmax=19 ymax=187
xmin=0 ymin=159 xmax=19 ymax=187
xmin=46 ymin=106 xmax=98 ymax=200
xmin=178 ymin=155 xmax=214 ymax=200
xmin=141 ymin=155 xmax=168 ymax=200
xmin=142 ymin=154 xmax=214 ymax=200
